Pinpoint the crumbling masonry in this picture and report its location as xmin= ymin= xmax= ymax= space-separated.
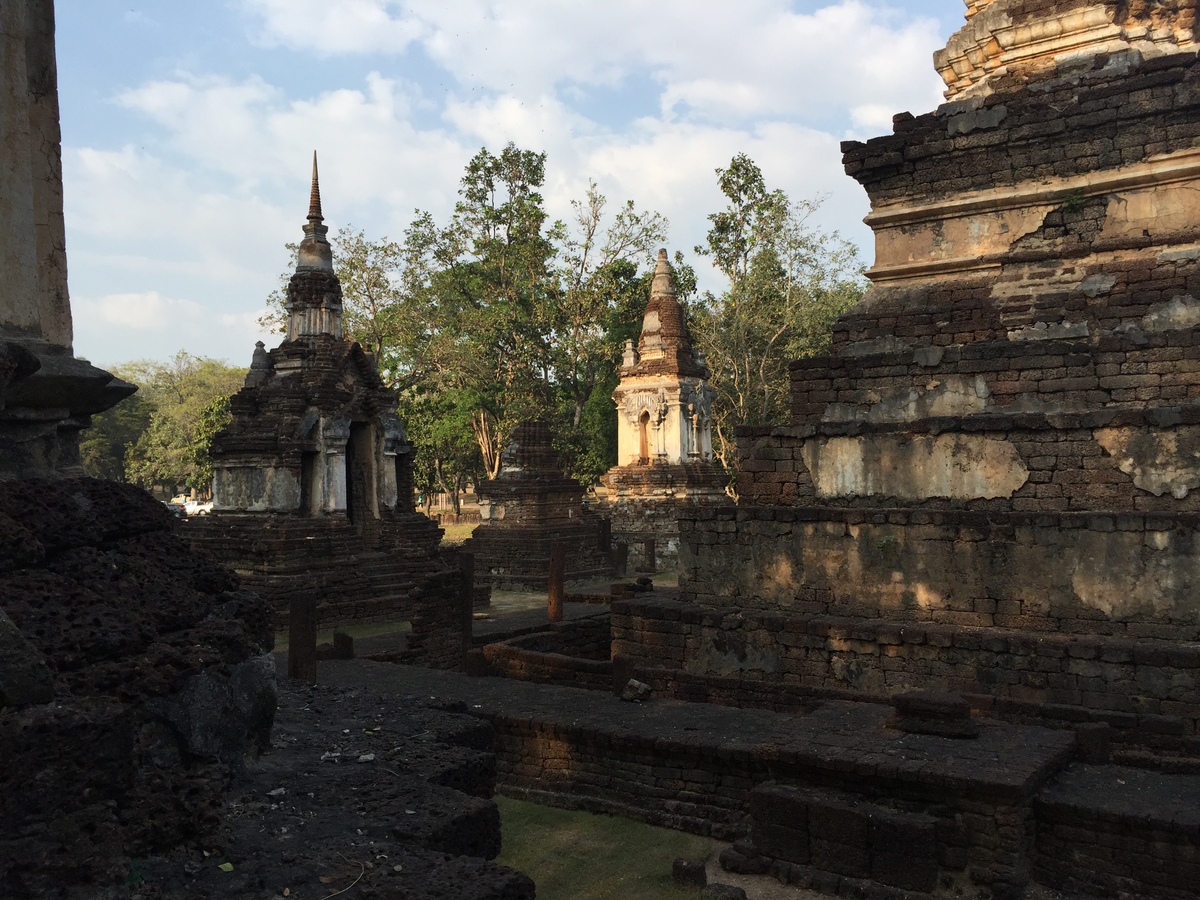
xmin=186 ymin=159 xmax=456 ymax=636
xmin=600 ymin=2 xmax=1200 ymax=897
xmin=464 ymin=419 xmax=611 ymax=592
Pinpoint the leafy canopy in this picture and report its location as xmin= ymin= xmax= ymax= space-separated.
xmin=692 ymin=153 xmax=867 ymax=475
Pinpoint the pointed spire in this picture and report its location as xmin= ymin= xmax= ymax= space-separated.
xmin=650 ymin=248 xmax=675 ymax=300
xmin=308 ymin=151 xmax=323 ymax=222
xmin=296 ymin=150 xmax=333 ymax=273
xmin=631 ymin=247 xmax=706 ymax=378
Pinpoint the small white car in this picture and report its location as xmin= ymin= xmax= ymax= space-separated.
xmin=183 ymin=499 xmax=213 ymax=516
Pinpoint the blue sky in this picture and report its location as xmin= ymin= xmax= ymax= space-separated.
xmin=55 ymin=0 xmax=966 ymax=369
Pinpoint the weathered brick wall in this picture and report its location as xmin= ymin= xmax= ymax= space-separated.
xmin=494 ymin=716 xmax=759 ymax=840
xmin=745 ymin=783 xmax=991 ymax=897
xmin=792 ymin=329 xmax=1200 ymax=424
xmin=842 ymin=51 xmax=1200 ymax=209
xmin=186 ymin=512 xmax=449 ymax=628
xmin=603 ymin=463 xmax=730 ymax=568
xmin=736 ymin=414 xmax=1200 ymax=513
xmin=1034 ymin=766 xmax=1200 ymax=900
xmin=832 ymin=50 xmax=1200 ymax=360
xmin=405 ymin=570 xmax=468 ymax=671
xmin=489 ymin=704 xmax=1064 ymax=898
xmin=463 ymin=514 xmax=612 ymax=591
xmin=680 ymin=508 xmax=1200 ymax=636
xmin=480 ymin=617 xmax=612 ymax=690
xmin=612 ymin=595 xmax=1200 ymax=749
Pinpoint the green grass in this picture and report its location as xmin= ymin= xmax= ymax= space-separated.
xmin=439 ymin=520 xmax=478 ymax=545
xmin=495 ymin=795 xmax=718 ymax=900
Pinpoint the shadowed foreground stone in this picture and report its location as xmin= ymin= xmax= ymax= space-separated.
xmin=133 ymin=680 xmax=536 ymax=899
xmin=0 ymin=477 xmax=276 ymax=898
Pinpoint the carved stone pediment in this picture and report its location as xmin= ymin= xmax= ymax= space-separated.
xmin=622 ymin=389 xmax=668 ymax=427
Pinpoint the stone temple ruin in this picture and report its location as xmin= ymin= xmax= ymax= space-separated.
xmin=464 ymin=418 xmax=611 ymax=591
xmin=450 ymin=3 xmax=1200 ymax=899
xmin=1 ymin=6 xmax=528 ymax=896
xmin=602 ymin=248 xmax=731 ymax=569
xmin=185 ymin=158 xmax=456 ymax=632
xmin=10 ymin=0 xmax=1200 ymax=898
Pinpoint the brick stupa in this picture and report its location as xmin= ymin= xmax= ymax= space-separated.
xmin=614 ymin=0 xmax=1200 ymax=833
xmin=601 ymin=249 xmax=729 ymax=568
xmin=186 ymin=156 xmax=455 ymax=636
xmin=464 ymin=420 xmax=611 ymax=591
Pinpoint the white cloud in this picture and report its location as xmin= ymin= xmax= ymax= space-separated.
xmin=244 ymin=0 xmax=426 ymax=55
xmin=71 ymin=291 xmax=276 ymax=367
xmin=80 ymin=291 xmax=202 ymax=331
xmin=239 ymin=0 xmax=947 ymax=125
xmin=63 ymin=1 xmax=954 ymax=366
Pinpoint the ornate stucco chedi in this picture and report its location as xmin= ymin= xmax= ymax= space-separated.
xmin=602 ymin=250 xmax=729 ymax=566
xmin=612 ymin=250 xmax=716 ymax=467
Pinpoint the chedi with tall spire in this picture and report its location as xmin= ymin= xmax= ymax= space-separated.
xmin=184 ymin=157 xmax=454 ymax=647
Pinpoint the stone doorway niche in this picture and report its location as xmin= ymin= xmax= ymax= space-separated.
xmin=638 ymin=410 xmax=650 ymax=464
xmin=299 ymin=450 xmax=320 ymax=516
xmin=345 ymin=421 xmax=377 ymax=522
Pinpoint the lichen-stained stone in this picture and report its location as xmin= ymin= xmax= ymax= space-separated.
xmin=1095 ymin=425 xmax=1200 ymax=498
xmin=800 ymin=434 xmax=1029 ymax=500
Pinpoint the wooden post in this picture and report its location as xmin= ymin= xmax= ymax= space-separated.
xmin=548 ymin=543 xmax=566 ymax=623
xmin=459 ymin=551 xmax=475 ymax=649
xmin=614 ymin=541 xmax=629 ymax=577
xmin=288 ymin=594 xmax=317 ymax=683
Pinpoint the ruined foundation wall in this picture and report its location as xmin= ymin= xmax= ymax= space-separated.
xmin=483 ymin=696 xmax=1073 ymax=898
xmin=612 ymin=593 xmax=1200 ymax=751
xmin=464 ymin=519 xmax=611 ymax=590
xmin=186 ymin=512 xmax=451 ymax=628
xmin=603 ymin=462 xmax=730 ymax=568
xmin=478 ymin=617 xmax=612 ymax=690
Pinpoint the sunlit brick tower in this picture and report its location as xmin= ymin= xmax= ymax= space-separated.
xmin=608 ymin=5 xmax=1200 ymax=895
xmin=601 ymin=249 xmax=729 ymax=569
xmin=186 ymin=155 xmax=455 ymax=635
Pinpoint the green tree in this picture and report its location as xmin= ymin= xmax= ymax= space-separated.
xmin=189 ymin=394 xmax=232 ymax=492
xmin=79 ymin=368 xmax=153 ymax=481
xmin=260 ymin=146 xmax=671 ymax=489
xmin=401 ymin=143 xmax=561 ymax=479
xmin=122 ymin=352 xmax=247 ymax=494
xmin=552 ymin=185 xmax=667 ymax=425
xmin=692 ymin=153 xmax=867 ymax=471
xmin=400 ymin=388 xmax=484 ymax=515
